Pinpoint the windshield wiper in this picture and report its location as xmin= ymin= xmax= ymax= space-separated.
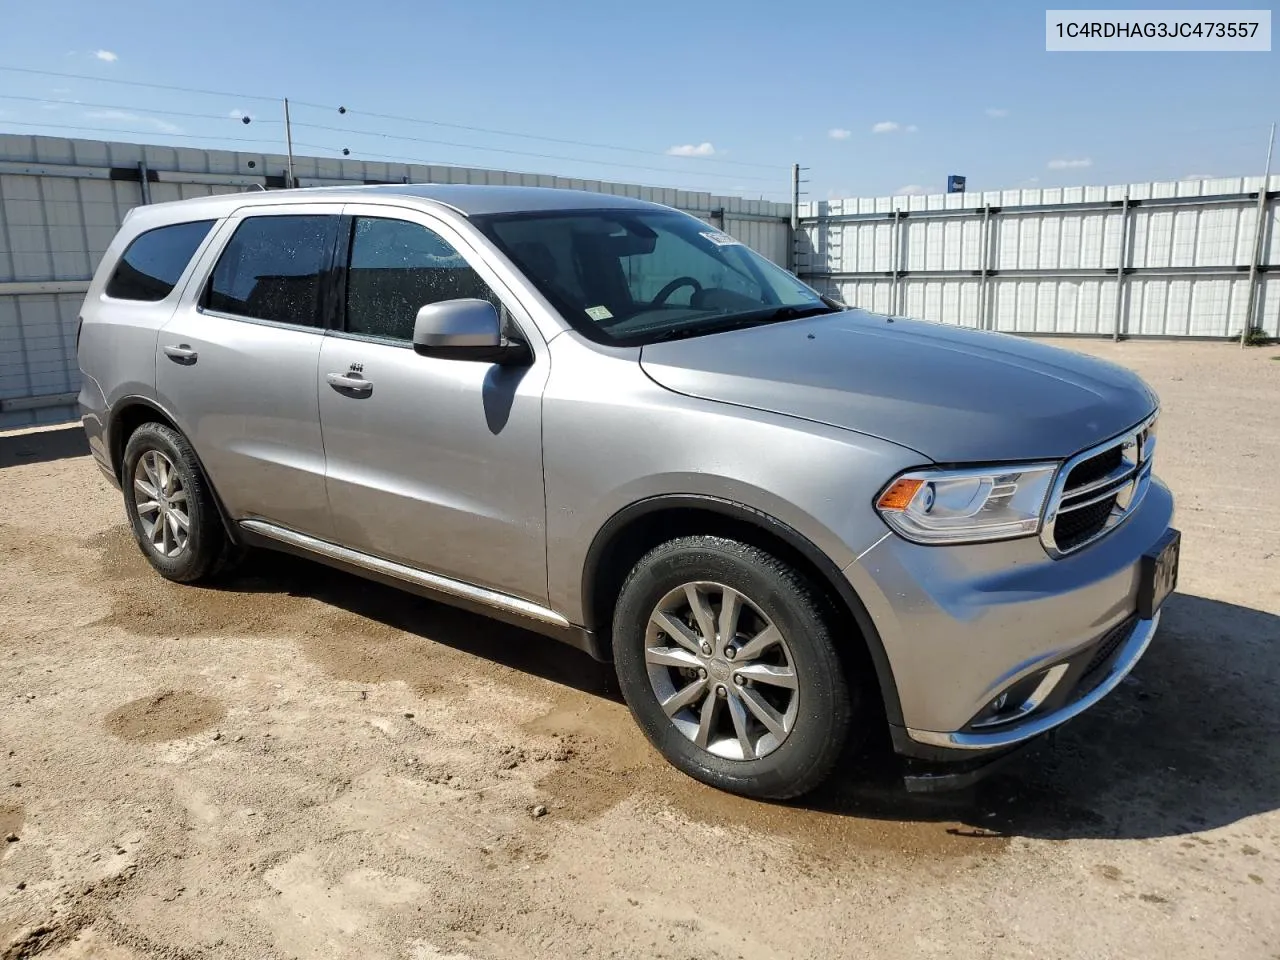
xmin=751 ymin=303 xmax=843 ymax=323
xmin=644 ymin=303 xmax=841 ymax=343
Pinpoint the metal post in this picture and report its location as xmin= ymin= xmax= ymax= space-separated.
xmin=136 ymin=160 xmax=151 ymax=205
xmin=977 ymin=203 xmax=991 ymax=329
xmin=789 ymin=163 xmax=800 ymax=272
xmin=1241 ymin=121 xmax=1276 ymax=347
xmin=891 ymin=210 xmax=903 ymax=315
xmin=1112 ymin=191 xmax=1132 ymax=342
xmin=283 ymin=98 xmax=296 ymax=189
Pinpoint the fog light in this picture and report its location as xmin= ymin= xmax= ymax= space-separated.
xmin=970 ymin=662 xmax=1070 ymax=730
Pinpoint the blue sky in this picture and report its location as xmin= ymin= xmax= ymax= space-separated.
xmin=0 ymin=0 xmax=1275 ymax=200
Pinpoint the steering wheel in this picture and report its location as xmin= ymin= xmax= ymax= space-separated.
xmin=651 ymin=276 xmax=703 ymax=306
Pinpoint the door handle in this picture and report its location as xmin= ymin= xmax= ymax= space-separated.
xmin=163 ymin=344 xmax=198 ymax=365
xmin=326 ymin=372 xmax=373 ymax=397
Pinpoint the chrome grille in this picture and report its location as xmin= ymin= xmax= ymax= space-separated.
xmin=1041 ymin=413 xmax=1157 ymax=557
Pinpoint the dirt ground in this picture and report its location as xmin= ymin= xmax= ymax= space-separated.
xmin=1 ymin=339 xmax=1278 ymax=960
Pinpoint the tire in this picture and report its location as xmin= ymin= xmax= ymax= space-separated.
xmin=121 ymin=421 xmax=235 ymax=583
xmin=612 ymin=535 xmax=858 ymax=800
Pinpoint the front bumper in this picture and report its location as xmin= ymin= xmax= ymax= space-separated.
xmin=906 ymin=610 xmax=1159 ymax=750
xmin=845 ymin=476 xmax=1175 ymax=757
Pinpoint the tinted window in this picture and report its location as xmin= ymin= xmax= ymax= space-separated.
xmin=206 ymin=215 xmax=336 ymax=326
xmin=105 ymin=220 xmax=214 ymax=302
xmin=345 ymin=217 xmax=499 ymax=341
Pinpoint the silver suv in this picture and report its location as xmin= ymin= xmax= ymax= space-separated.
xmin=77 ymin=185 xmax=1179 ymax=798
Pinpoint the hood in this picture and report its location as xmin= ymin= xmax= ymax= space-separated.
xmin=639 ymin=310 xmax=1158 ymax=463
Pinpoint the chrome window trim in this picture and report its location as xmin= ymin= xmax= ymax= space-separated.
xmin=1040 ymin=410 xmax=1159 ymax=558
xmin=194 ymin=306 xmax=327 ymax=335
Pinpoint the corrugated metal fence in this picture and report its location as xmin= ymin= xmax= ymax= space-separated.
xmin=797 ymin=176 xmax=1280 ymax=339
xmin=5 ymin=133 xmax=1278 ymax=431
xmin=0 ymin=134 xmax=791 ymax=429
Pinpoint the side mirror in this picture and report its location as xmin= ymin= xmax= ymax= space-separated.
xmin=411 ymin=299 xmax=531 ymax=365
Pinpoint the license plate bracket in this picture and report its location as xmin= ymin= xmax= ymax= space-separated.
xmin=1138 ymin=528 xmax=1180 ymax=620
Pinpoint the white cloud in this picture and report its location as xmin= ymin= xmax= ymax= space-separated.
xmin=895 ymin=184 xmax=928 ymax=196
xmin=85 ymin=108 xmax=136 ymax=121
xmin=84 ymin=109 xmax=182 ymax=135
xmin=828 ymin=128 xmax=852 ymax=140
xmin=1182 ymin=173 xmax=1217 ymax=181
xmin=1047 ymin=158 xmax=1092 ymax=170
xmin=93 ymin=49 xmax=118 ymax=62
xmin=872 ymin=121 xmax=918 ymax=134
xmin=986 ymin=107 xmax=1009 ymax=119
xmin=666 ymin=142 xmax=716 ymax=157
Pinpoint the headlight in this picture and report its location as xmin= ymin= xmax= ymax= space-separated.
xmin=875 ymin=463 xmax=1059 ymax=545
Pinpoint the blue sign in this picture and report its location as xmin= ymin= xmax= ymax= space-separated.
xmin=947 ymin=174 xmax=967 ymax=194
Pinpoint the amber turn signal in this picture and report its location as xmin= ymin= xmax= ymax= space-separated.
xmin=876 ymin=477 xmax=924 ymax=512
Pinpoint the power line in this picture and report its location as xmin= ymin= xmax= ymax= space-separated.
xmin=0 ymin=66 xmax=280 ymax=103
xmin=0 ymin=105 xmax=783 ymax=184
xmin=291 ymin=141 xmax=789 ymax=199
xmin=0 ymin=94 xmax=278 ymax=123
xmin=0 ymin=116 xmax=784 ymax=195
xmin=0 ymin=119 xmax=283 ymax=146
xmin=290 ymin=100 xmax=785 ymax=170
xmin=0 ymin=65 xmax=785 ymax=172
xmin=290 ymin=121 xmax=782 ymax=183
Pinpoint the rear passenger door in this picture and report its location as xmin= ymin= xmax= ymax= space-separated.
xmin=154 ymin=205 xmax=341 ymax=537
xmin=317 ymin=206 xmax=550 ymax=603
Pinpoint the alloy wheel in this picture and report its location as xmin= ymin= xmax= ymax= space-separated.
xmin=645 ymin=581 xmax=799 ymax=761
xmin=132 ymin=450 xmax=191 ymax=559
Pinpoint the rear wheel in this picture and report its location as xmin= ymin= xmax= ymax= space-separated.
xmin=121 ymin=422 xmax=236 ymax=583
xmin=612 ymin=535 xmax=858 ymax=799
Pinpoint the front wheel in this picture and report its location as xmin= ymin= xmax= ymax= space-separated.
xmin=612 ymin=536 xmax=858 ymax=799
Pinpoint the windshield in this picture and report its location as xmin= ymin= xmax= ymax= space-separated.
xmin=475 ymin=209 xmax=836 ymax=345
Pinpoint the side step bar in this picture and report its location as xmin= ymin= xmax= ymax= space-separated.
xmin=239 ymin=519 xmax=572 ymax=630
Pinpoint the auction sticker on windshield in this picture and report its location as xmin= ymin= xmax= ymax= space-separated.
xmin=700 ymin=230 xmax=742 ymax=246
xmin=585 ymin=305 xmax=613 ymax=321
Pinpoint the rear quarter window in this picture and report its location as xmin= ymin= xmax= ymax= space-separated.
xmin=104 ymin=220 xmax=216 ymax=302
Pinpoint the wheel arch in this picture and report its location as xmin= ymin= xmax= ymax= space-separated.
xmin=581 ymin=494 xmax=904 ymax=727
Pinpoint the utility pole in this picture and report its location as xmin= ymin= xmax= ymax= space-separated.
xmin=1113 ymin=190 xmax=1131 ymax=342
xmin=283 ymin=97 xmax=296 ymax=189
xmin=1241 ymin=121 xmax=1275 ymax=347
xmin=789 ymin=163 xmax=801 ymax=272
xmin=791 ymin=163 xmax=800 ymax=231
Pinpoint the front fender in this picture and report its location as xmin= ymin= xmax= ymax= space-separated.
xmin=540 ymin=336 xmax=920 ymax=624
